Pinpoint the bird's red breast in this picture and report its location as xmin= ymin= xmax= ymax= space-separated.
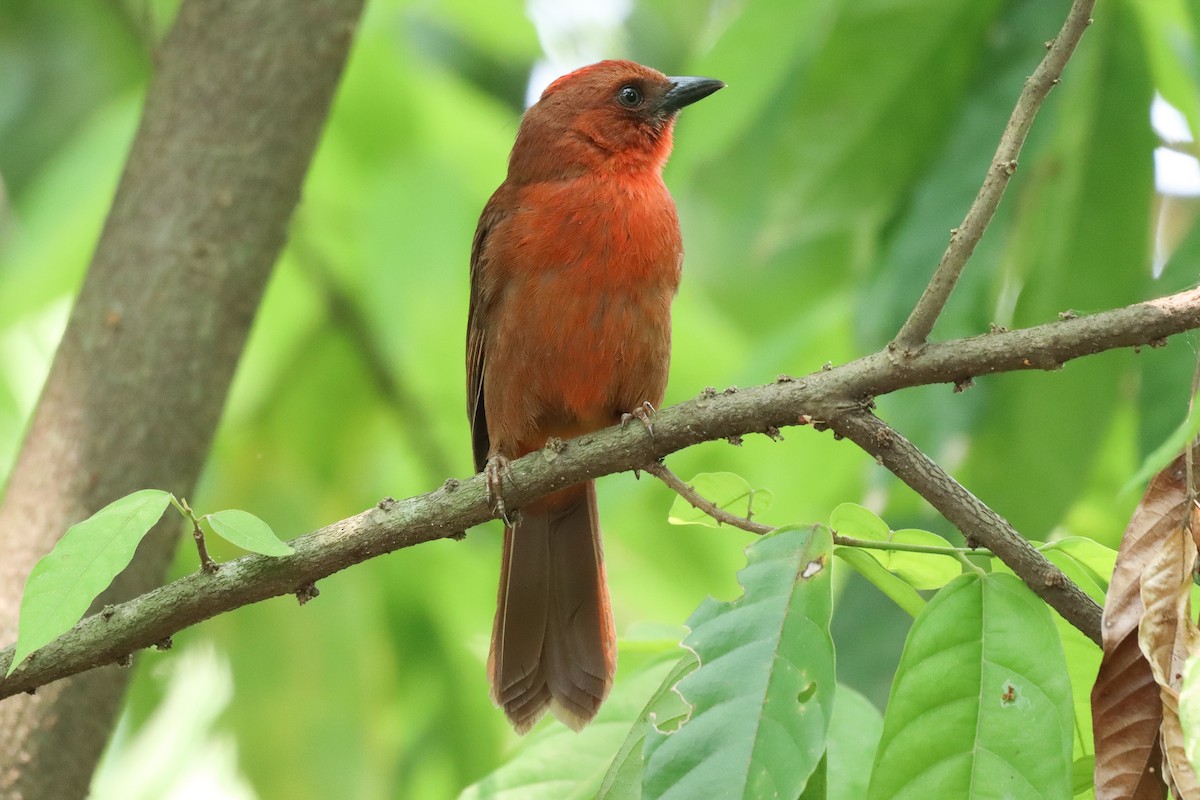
xmin=466 ymin=59 xmax=723 ymax=732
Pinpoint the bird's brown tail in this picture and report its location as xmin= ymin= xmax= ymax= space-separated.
xmin=488 ymin=481 xmax=616 ymax=733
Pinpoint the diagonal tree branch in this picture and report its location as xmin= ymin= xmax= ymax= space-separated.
xmin=892 ymin=0 xmax=1097 ymax=350
xmin=829 ymin=410 xmax=1102 ymax=643
xmin=2 ymin=286 xmax=1197 ymax=698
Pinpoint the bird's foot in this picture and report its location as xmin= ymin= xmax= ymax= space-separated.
xmin=484 ymin=454 xmax=515 ymax=524
xmin=621 ymin=401 xmax=657 ymax=436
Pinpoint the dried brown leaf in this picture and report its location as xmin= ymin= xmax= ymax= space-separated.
xmin=1138 ymin=504 xmax=1200 ymax=798
xmin=1093 ymin=454 xmax=1196 ymax=800
xmin=1093 ymin=636 xmax=1168 ymax=800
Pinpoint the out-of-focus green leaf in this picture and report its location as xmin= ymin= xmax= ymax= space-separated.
xmin=91 ymin=645 xmax=254 ymax=800
xmin=798 ymin=755 xmax=828 ymax=800
xmin=665 ymin=0 xmax=841 ymax=170
xmin=0 ymin=94 xmax=140 ymax=331
xmin=666 ymin=472 xmax=773 ymax=528
xmin=833 ymin=547 xmax=926 ymax=618
xmin=205 ymin=509 xmax=293 ymax=557
xmin=679 ymin=0 xmax=1009 ymax=332
xmin=868 ymin=573 xmax=1073 ymax=798
xmin=642 ymin=526 xmax=834 ymax=800
xmin=1129 ymin=0 xmax=1200 ymax=136
xmin=0 ymin=0 xmax=147 ymax=193
xmin=1072 ymin=755 xmax=1096 ymax=798
xmin=962 ymin=2 xmax=1155 ymax=536
xmin=1121 ymin=400 xmax=1200 ymax=498
xmin=828 ymin=686 xmax=884 ymax=800
xmin=8 ymin=489 xmax=172 ymax=676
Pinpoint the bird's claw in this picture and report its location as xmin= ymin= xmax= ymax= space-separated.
xmin=485 ymin=454 xmax=514 ymax=524
xmin=621 ymin=401 xmax=657 ymax=436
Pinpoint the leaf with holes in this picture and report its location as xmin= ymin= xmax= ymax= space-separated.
xmin=666 ymin=472 xmax=773 ymax=529
xmin=7 ymin=489 xmax=173 ymax=676
xmin=205 ymin=509 xmax=293 ymax=556
xmin=596 ymin=651 xmax=698 ymax=800
xmin=868 ymin=572 xmax=1073 ymax=799
xmin=641 ymin=525 xmax=834 ymax=799
xmin=995 ymin=542 xmax=1106 ymax=775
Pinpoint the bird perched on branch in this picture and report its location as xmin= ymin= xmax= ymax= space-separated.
xmin=466 ymin=59 xmax=723 ymax=733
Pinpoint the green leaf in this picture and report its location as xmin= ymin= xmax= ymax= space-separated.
xmin=1038 ymin=537 xmax=1117 ymax=597
xmin=798 ymin=755 xmax=828 ymax=800
xmin=829 ymin=502 xmax=890 ymax=541
xmin=834 ymin=547 xmax=926 ymax=618
xmin=642 ymin=525 xmax=835 ymax=800
xmin=1120 ymin=400 xmax=1200 ymax=498
xmin=458 ymin=648 xmax=684 ymax=800
xmin=828 ymin=686 xmax=884 ymax=800
xmin=205 ymin=509 xmax=293 ymax=557
xmin=992 ymin=546 xmax=1103 ymax=767
xmin=869 ymin=529 xmax=962 ymax=590
xmin=962 ymin=3 xmax=1155 ymax=535
xmin=7 ymin=489 xmax=173 ymax=676
xmin=666 ymin=472 xmax=773 ymax=528
xmin=868 ymin=573 xmax=1073 ymax=798
xmin=832 ymin=504 xmax=961 ymax=590
xmin=1181 ymin=649 xmax=1200 ymax=777
xmin=1128 ymin=0 xmax=1200 ymax=137
xmin=1072 ymin=755 xmax=1095 ymax=798
xmin=597 ymin=652 xmax=699 ymax=800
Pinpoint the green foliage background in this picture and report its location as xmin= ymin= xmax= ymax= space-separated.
xmin=0 ymin=0 xmax=1195 ymax=796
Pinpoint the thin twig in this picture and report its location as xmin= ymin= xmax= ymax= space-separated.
xmin=173 ymin=497 xmax=217 ymax=574
xmin=828 ymin=409 xmax=1102 ymax=645
xmin=643 ymin=461 xmax=773 ymax=535
xmin=833 ymin=535 xmax=992 ymax=558
xmin=892 ymin=0 xmax=1097 ymax=350
xmin=647 ymin=461 xmax=997 ymax=558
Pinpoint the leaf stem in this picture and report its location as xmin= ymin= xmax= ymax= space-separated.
xmin=643 ymin=461 xmax=773 ymax=535
xmin=175 ymin=496 xmax=218 ymax=574
xmin=952 ymin=548 xmax=989 ymax=577
xmin=833 ymin=535 xmax=991 ymax=559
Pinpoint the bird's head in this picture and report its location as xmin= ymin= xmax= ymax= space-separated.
xmin=508 ymin=60 xmax=724 ymax=180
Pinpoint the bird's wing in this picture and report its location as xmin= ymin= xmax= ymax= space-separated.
xmin=467 ymin=189 xmax=510 ymax=474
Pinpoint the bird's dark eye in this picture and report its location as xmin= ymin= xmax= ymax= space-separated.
xmin=616 ymin=84 xmax=644 ymax=108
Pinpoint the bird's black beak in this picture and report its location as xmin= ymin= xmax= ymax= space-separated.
xmin=659 ymin=76 xmax=725 ymax=114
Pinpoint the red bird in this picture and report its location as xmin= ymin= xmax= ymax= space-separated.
xmin=467 ymin=60 xmax=723 ymax=733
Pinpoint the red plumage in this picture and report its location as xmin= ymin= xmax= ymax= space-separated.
xmin=467 ymin=59 xmax=723 ymax=733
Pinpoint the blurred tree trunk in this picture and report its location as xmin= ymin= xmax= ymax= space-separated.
xmin=0 ymin=0 xmax=363 ymax=795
